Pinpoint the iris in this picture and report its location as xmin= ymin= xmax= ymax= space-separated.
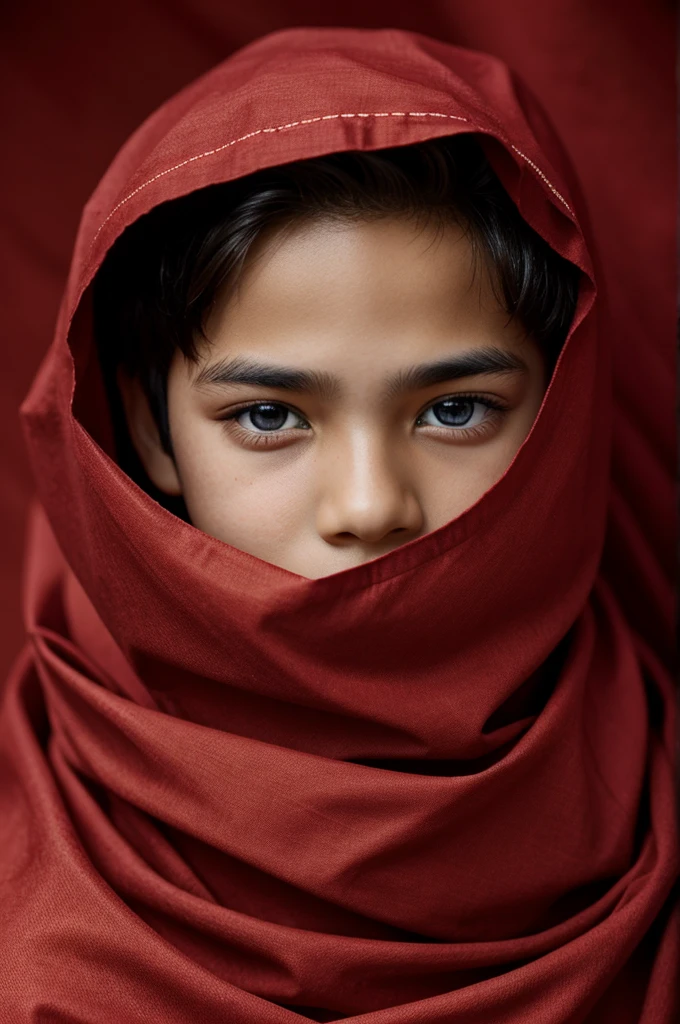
xmin=244 ymin=404 xmax=291 ymax=431
xmin=431 ymin=399 xmax=475 ymax=426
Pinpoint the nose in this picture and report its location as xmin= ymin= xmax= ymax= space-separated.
xmin=315 ymin=432 xmax=424 ymax=548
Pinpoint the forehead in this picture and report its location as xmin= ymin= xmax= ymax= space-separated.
xmin=203 ymin=216 xmax=521 ymax=359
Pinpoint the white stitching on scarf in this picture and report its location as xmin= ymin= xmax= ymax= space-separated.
xmin=90 ymin=110 xmax=573 ymax=247
xmin=509 ymin=144 xmax=571 ymax=212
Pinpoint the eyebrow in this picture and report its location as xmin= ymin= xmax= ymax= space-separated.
xmin=384 ymin=347 xmax=527 ymax=398
xmin=192 ymin=356 xmax=340 ymax=400
xmin=192 ymin=346 xmax=527 ymax=400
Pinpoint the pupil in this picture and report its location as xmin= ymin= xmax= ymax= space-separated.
xmin=250 ymin=404 xmax=287 ymax=430
xmin=434 ymin=399 xmax=474 ymax=426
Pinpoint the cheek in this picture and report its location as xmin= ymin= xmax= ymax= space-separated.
xmin=424 ymin=448 xmax=503 ymax=522
xmin=423 ymin=406 xmax=541 ymax=526
xmin=171 ymin=418 xmax=313 ymax=549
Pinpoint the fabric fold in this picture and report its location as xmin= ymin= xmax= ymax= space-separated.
xmin=1 ymin=25 xmax=676 ymax=1024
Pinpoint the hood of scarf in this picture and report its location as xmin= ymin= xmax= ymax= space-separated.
xmin=4 ymin=25 xmax=677 ymax=1024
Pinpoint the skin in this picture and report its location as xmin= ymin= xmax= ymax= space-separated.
xmin=119 ymin=215 xmax=547 ymax=579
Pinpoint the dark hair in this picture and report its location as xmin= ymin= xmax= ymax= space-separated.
xmin=94 ymin=134 xmax=579 ymax=459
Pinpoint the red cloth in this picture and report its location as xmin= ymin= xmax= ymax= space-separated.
xmin=0 ymin=1 xmax=675 ymax=680
xmin=1 ymin=25 xmax=677 ymax=1024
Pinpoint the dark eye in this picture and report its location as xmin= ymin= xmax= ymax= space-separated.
xmin=430 ymin=399 xmax=475 ymax=426
xmin=235 ymin=403 xmax=305 ymax=432
xmin=417 ymin=397 xmax=495 ymax=431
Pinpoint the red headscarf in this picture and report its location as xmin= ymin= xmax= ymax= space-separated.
xmin=1 ymin=27 xmax=677 ymax=1024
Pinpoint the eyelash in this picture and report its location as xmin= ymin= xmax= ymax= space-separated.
xmin=219 ymin=393 xmax=509 ymax=448
xmin=414 ymin=393 xmax=507 ymax=438
xmin=220 ymin=402 xmax=309 ymax=448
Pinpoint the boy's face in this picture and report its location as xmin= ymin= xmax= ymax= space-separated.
xmin=122 ymin=216 xmax=547 ymax=579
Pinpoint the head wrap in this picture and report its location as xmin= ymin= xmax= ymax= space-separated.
xmin=1 ymin=27 xmax=677 ymax=1024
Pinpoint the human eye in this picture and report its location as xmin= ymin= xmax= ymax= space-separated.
xmin=232 ymin=402 xmax=309 ymax=433
xmin=220 ymin=401 xmax=311 ymax=449
xmin=415 ymin=394 xmax=507 ymax=438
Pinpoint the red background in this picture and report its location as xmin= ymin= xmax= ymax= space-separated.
xmin=1 ymin=0 xmax=675 ymax=680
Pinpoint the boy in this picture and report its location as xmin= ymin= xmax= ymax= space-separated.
xmin=96 ymin=135 xmax=578 ymax=577
xmin=2 ymin=27 xmax=676 ymax=1024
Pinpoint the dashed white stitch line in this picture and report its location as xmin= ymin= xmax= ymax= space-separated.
xmin=510 ymin=144 xmax=573 ymax=214
xmin=90 ymin=110 xmax=572 ymax=248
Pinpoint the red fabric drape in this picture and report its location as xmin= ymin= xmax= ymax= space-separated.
xmin=0 ymin=0 xmax=675 ymax=682
xmin=0 ymin=26 xmax=676 ymax=1023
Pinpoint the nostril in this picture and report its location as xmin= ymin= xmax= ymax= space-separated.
xmin=332 ymin=525 xmax=414 ymax=544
